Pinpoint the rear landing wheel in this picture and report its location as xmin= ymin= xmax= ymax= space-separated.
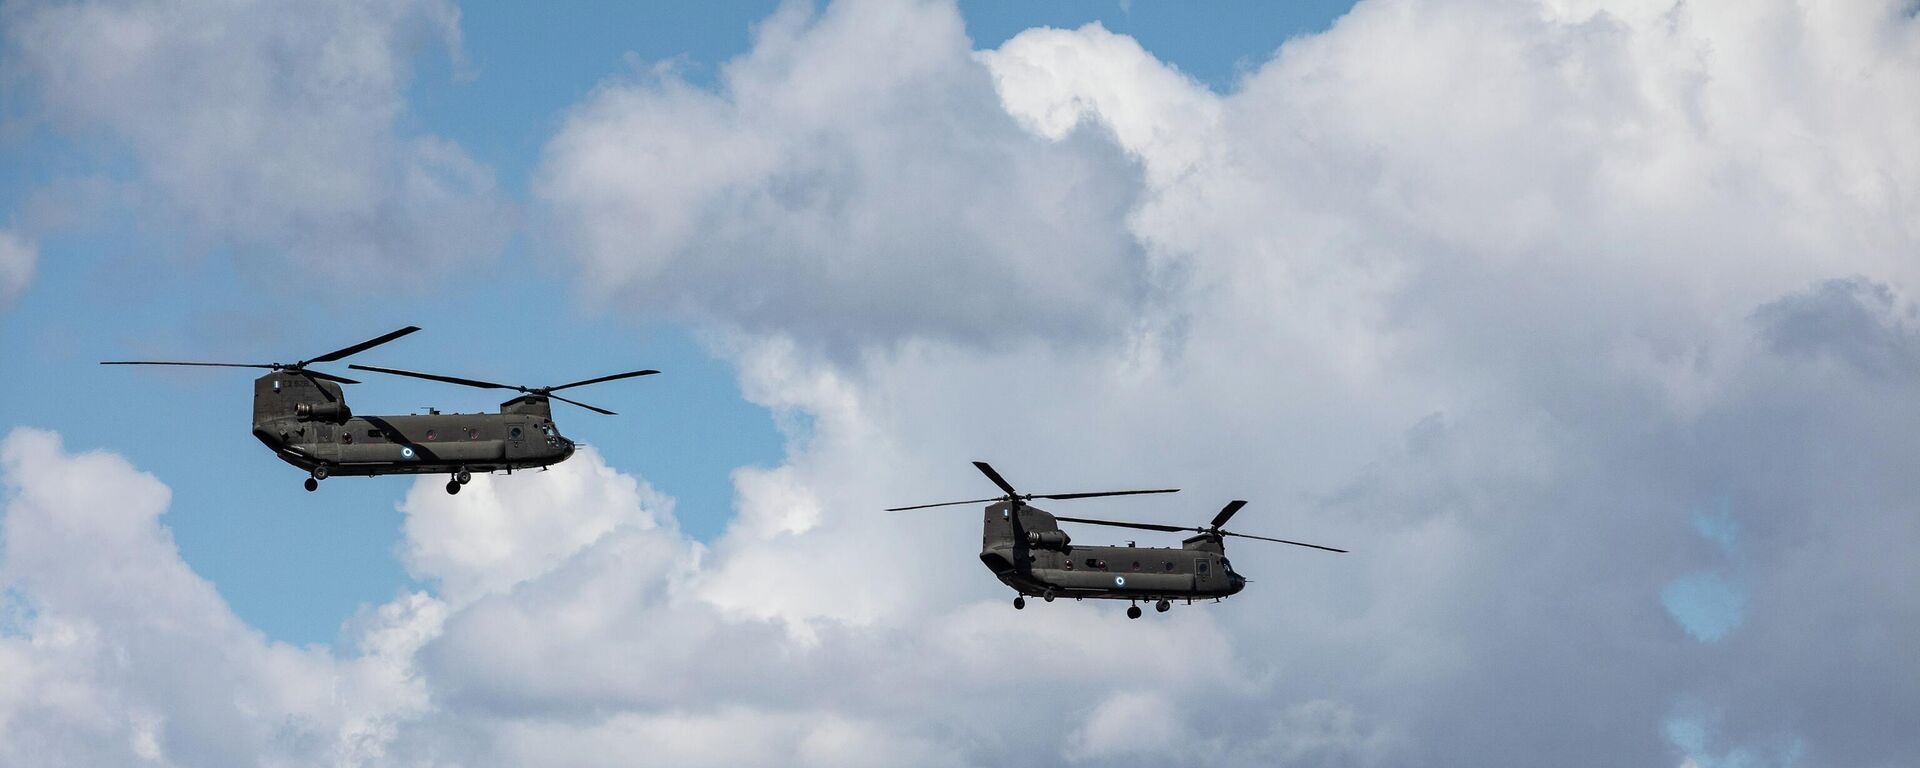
xmin=1013 ymin=596 xmax=1026 ymax=610
xmin=445 ymin=479 xmax=462 ymax=495
xmin=456 ymin=469 xmax=471 ymax=485
xmin=304 ymin=478 xmax=318 ymax=492
xmin=1155 ymin=599 xmax=1171 ymax=613
xmin=1043 ymin=591 xmax=1055 ymax=603
xmin=311 ymin=465 xmax=329 ymax=481
xmin=1127 ymin=605 xmax=1142 ymax=620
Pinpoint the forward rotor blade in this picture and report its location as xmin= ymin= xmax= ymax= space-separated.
xmin=1052 ymin=515 xmax=1192 ymax=533
xmin=885 ymin=497 xmax=1004 ymax=512
xmin=297 ymin=370 xmax=342 ymax=401
xmin=1034 ymin=488 xmax=1180 ymax=501
xmin=100 ymin=361 xmax=276 ymax=369
xmin=545 ymin=392 xmax=616 ymax=415
xmin=349 ymin=364 xmax=514 ymax=391
xmin=545 ymin=369 xmax=659 ymax=392
xmin=1220 ymin=531 xmax=1347 ymax=553
xmin=300 ymin=369 xmax=360 ymax=385
xmin=1210 ymin=499 xmax=1248 ymax=529
xmin=972 ymin=461 xmax=1019 ymax=497
xmin=306 ymin=326 xmax=421 ymax=364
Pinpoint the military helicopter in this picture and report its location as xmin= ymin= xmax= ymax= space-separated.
xmin=889 ymin=462 xmax=1346 ymax=619
xmin=101 ymin=327 xmax=656 ymax=494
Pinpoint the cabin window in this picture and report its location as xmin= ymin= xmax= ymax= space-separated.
xmin=1163 ymin=561 xmax=1174 ymax=572
xmin=341 ymin=432 xmax=352 ymax=444
xmin=1195 ymin=559 xmax=1211 ymax=577
xmin=424 ymin=429 xmax=437 ymax=441
xmin=1131 ymin=561 xmax=1141 ymax=571
xmin=510 ymin=427 xmax=522 ymax=439
xmin=466 ymin=427 xmax=479 ymax=440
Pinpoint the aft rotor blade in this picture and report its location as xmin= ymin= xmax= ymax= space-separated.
xmin=1210 ymin=499 xmax=1248 ymax=529
xmin=1221 ymin=531 xmax=1348 ymax=553
xmin=1052 ymin=515 xmax=1192 ymax=533
xmin=100 ymin=361 xmax=277 ymax=369
xmin=885 ymin=497 xmax=1005 ymax=512
xmin=972 ymin=461 xmax=1019 ymax=497
xmin=305 ymin=326 xmax=421 ymax=364
xmin=349 ymin=364 xmax=515 ymax=391
xmin=545 ymin=392 xmax=616 ymax=415
xmin=1034 ymin=488 xmax=1179 ymax=501
xmin=545 ymin=369 xmax=659 ymax=392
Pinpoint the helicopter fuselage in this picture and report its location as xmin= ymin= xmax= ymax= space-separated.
xmin=249 ymin=371 xmax=575 ymax=480
xmin=979 ymin=502 xmax=1247 ymax=603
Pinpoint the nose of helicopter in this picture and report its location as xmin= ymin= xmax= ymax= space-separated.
xmin=1229 ymin=574 xmax=1247 ymax=595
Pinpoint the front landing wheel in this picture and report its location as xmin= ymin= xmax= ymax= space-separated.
xmin=445 ymin=479 xmax=462 ymax=495
xmin=1155 ymin=599 xmax=1171 ymax=613
xmin=456 ymin=469 xmax=472 ymax=485
xmin=1013 ymin=596 xmax=1026 ymax=610
xmin=1126 ymin=605 xmax=1143 ymax=620
xmin=304 ymin=477 xmax=318 ymax=493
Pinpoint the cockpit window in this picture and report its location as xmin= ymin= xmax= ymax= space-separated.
xmin=540 ymin=423 xmax=556 ymax=437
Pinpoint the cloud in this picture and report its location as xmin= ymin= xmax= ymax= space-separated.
xmin=8 ymin=0 xmax=1920 ymax=765
xmin=536 ymin=0 xmax=1149 ymax=353
xmin=2 ymin=0 xmax=511 ymax=283
xmin=0 ymin=229 xmax=33 ymax=308
xmin=397 ymin=445 xmax=679 ymax=607
xmin=0 ymin=428 xmax=440 ymax=765
xmin=541 ymin=0 xmax=1920 ymax=764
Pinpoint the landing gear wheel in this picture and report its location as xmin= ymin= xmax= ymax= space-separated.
xmin=445 ymin=479 xmax=462 ymax=495
xmin=311 ymin=465 xmax=329 ymax=481
xmin=1155 ymin=599 xmax=1171 ymax=613
xmin=1013 ymin=596 xmax=1026 ymax=610
xmin=1127 ymin=605 xmax=1143 ymax=620
xmin=304 ymin=477 xmax=318 ymax=492
xmin=456 ymin=469 xmax=472 ymax=485
xmin=1043 ymin=591 xmax=1056 ymax=603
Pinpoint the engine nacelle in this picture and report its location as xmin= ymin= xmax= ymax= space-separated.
xmin=295 ymin=401 xmax=352 ymax=423
xmin=1026 ymin=530 xmax=1072 ymax=550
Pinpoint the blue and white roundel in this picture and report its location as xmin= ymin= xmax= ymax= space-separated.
xmin=1114 ymin=576 xmax=1126 ymax=587
xmin=401 ymin=446 xmax=415 ymax=459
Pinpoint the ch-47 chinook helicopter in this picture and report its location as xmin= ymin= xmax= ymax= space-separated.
xmin=102 ymin=326 xmax=656 ymax=495
xmin=889 ymin=462 xmax=1346 ymax=619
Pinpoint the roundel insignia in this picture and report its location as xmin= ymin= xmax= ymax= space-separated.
xmin=401 ymin=446 xmax=415 ymax=459
xmin=1114 ymin=576 xmax=1126 ymax=587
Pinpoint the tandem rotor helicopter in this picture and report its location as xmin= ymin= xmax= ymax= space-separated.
xmin=102 ymin=326 xmax=657 ymax=494
xmin=889 ymin=462 xmax=1346 ymax=619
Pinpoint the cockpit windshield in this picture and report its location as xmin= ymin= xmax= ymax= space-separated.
xmin=1221 ymin=558 xmax=1236 ymax=575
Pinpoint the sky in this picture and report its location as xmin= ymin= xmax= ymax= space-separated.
xmin=0 ymin=0 xmax=1916 ymax=766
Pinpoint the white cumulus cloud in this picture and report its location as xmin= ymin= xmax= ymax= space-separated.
xmin=2 ymin=0 xmax=511 ymax=283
